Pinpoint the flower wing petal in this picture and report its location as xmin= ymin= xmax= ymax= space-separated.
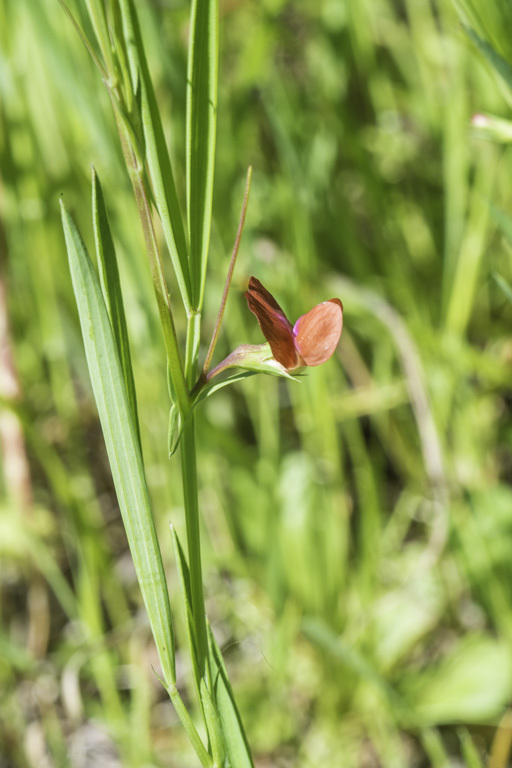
xmin=293 ymin=298 xmax=343 ymax=366
xmin=245 ymin=277 xmax=299 ymax=370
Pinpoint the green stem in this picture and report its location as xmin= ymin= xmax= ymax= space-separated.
xmin=113 ymin=105 xmax=190 ymax=416
xmin=168 ymin=684 xmax=213 ymax=768
xmin=185 ymin=309 xmax=202 ymax=387
xmin=180 ymin=413 xmax=208 ymax=682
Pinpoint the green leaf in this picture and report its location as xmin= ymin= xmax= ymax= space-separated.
xmin=490 ymin=203 xmax=512 ymax=246
xmin=169 ymin=525 xmax=199 ymax=690
xmin=492 ymin=272 xmax=512 ymax=304
xmin=186 ymin=0 xmax=219 ymax=309
xmin=200 ymin=678 xmax=227 ymax=768
xmin=420 ymin=728 xmax=451 ymax=768
xmin=92 ymin=166 xmax=140 ymax=446
xmin=208 ymin=625 xmax=254 ymax=768
xmin=408 ymin=635 xmax=512 ymax=725
xmin=61 ymin=201 xmax=176 ymax=687
xmin=169 ymin=375 xmax=255 ymax=456
xmin=0 ymin=628 xmax=36 ymax=674
xmin=194 ymin=371 xmax=257 ymax=404
xmin=82 ymin=0 xmax=115 ymax=75
xmin=465 ymin=26 xmax=512 ymax=93
xmin=167 ymin=403 xmax=183 ymax=458
xmin=302 ymin=617 xmax=399 ymax=706
xmin=458 ymin=728 xmax=484 ymax=768
xmin=118 ymin=0 xmax=191 ymax=310
xmin=57 ymin=0 xmax=106 ymax=78
xmin=471 ymin=113 xmax=512 ymax=143
xmin=0 ymin=506 xmax=76 ymax=620
xmin=167 ymin=347 xmax=301 ymax=455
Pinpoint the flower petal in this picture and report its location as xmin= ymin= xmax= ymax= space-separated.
xmin=293 ymin=298 xmax=343 ymax=366
xmin=245 ymin=277 xmax=300 ymax=370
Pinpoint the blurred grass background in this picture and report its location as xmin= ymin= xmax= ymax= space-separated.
xmin=2 ymin=0 xmax=512 ymax=766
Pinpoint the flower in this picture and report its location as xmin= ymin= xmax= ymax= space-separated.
xmin=204 ymin=277 xmax=343 ymax=382
xmin=245 ymin=277 xmax=343 ymax=372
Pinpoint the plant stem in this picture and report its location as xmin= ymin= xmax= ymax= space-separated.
xmin=185 ymin=309 xmax=202 ymax=388
xmin=180 ymin=413 xmax=208 ymax=682
xmin=168 ymin=684 xmax=213 ymax=767
xmin=113 ymin=105 xmax=190 ymax=416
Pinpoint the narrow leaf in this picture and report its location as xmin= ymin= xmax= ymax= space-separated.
xmin=492 ymin=272 xmax=512 ymax=304
xmin=169 ymin=524 xmax=200 ymax=691
xmin=92 ymin=167 xmax=140 ymax=446
xmin=61 ymin=202 xmax=176 ymax=687
xmin=489 ymin=208 xmax=512 ymax=303
xmin=194 ymin=371 xmax=258 ymax=403
xmin=200 ymin=678 xmax=227 ymax=767
xmin=57 ymin=0 xmax=106 ymax=78
xmin=167 ymin=403 xmax=183 ymax=457
xmin=118 ymin=0 xmax=192 ymax=309
xmin=168 ymin=686 xmax=213 ymax=768
xmin=83 ymin=0 xmax=115 ymax=75
xmin=491 ymin=203 xmax=512 ymax=247
xmin=208 ymin=625 xmax=254 ymax=768
xmin=458 ymin=728 xmax=484 ymax=768
xmin=302 ymin=617 xmax=400 ymax=708
xmin=465 ymin=26 xmax=512 ymax=93
xmin=168 ymin=369 xmax=279 ymax=456
xmin=186 ymin=0 xmax=219 ymax=309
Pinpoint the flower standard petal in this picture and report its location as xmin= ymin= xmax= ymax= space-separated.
xmin=293 ymin=298 xmax=343 ymax=366
xmin=245 ymin=276 xmax=301 ymax=370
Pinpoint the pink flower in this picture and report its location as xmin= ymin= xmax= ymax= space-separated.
xmin=204 ymin=278 xmax=343 ymax=383
xmin=245 ymin=277 xmax=343 ymax=372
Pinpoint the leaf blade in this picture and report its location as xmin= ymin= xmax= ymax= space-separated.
xmin=118 ymin=0 xmax=192 ymax=309
xmin=92 ymin=166 xmax=140 ymax=446
xmin=208 ymin=625 xmax=254 ymax=768
xmin=186 ymin=0 xmax=219 ymax=309
xmin=465 ymin=25 xmax=512 ymax=93
xmin=61 ymin=201 xmax=176 ymax=687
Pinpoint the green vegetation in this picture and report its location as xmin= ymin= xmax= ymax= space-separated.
xmin=1 ymin=0 xmax=512 ymax=765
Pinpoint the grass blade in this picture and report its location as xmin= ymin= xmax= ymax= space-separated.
xmin=83 ymin=0 xmax=115 ymax=75
xmin=207 ymin=625 xmax=254 ymax=768
xmin=491 ymin=203 xmax=512 ymax=246
xmin=118 ymin=0 xmax=192 ymax=311
xmin=465 ymin=26 xmax=512 ymax=93
xmin=492 ymin=272 xmax=512 ymax=304
xmin=186 ymin=0 xmax=219 ymax=309
xmin=458 ymin=728 xmax=484 ymax=768
xmin=170 ymin=524 xmax=199 ymax=690
xmin=200 ymin=678 xmax=227 ymax=768
xmin=92 ymin=166 xmax=140 ymax=446
xmin=61 ymin=201 xmax=176 ymax=687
